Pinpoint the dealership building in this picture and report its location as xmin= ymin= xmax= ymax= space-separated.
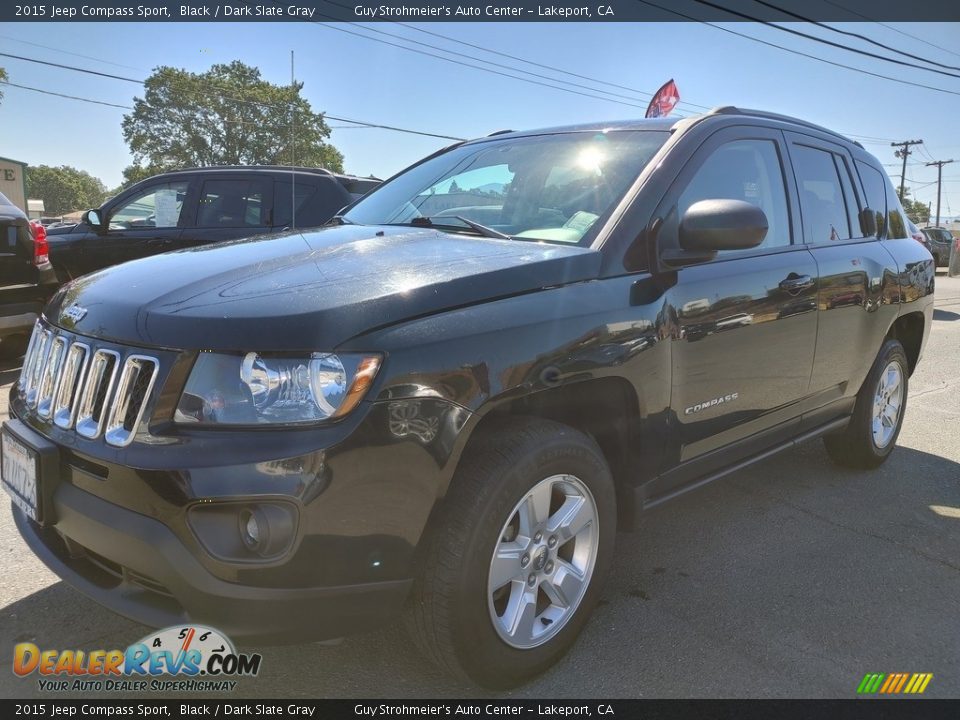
xmin=0 ymin=156 xmax=28 ymax=213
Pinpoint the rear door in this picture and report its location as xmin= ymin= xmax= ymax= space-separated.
xmin=658 ymin=126 xmax=819 ymax=479
xmin=785 ymin=134 xmax=901 ymax=423
xmin=187 ymin=175 xmax=273 ymax=247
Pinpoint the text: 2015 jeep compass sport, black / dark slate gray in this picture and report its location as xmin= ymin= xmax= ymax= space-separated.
xmin=3 ymin=107 xmax=934 ymax=688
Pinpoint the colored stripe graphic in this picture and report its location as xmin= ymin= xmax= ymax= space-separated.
xmin=857 ymin=672 xmax=932 ymax=694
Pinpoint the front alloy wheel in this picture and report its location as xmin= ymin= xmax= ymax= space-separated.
xmin=404 ymin=417 xmax=616 ymax=689
xmin=488 ymin=474 xmax=599 ymax=649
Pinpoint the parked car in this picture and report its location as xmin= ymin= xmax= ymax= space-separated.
xmin=906 ymin=217 xmax=932 ymax=254
xmin=46 ymin=167 xmax=380 ymax=280
xmin=4 ymin=108 xmax=934 ymax=688
xmin=0 ymin=194 xmax=59 ymax=359
xmin=920 ymin=226 xmax=956 ymax=267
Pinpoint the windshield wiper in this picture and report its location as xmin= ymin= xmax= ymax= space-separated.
xmin=407 ymin=215 xmax=511 ymax=240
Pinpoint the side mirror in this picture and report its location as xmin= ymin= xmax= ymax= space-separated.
xmin=83 ymin=209 xmax=104 ymax=231
xmin=679 ymin=199 xmax=768 ymax=252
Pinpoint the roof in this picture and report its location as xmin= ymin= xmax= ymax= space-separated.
xmin=151 ymin=166 xmax=381 ymax=182
xmin=0 ymin=156 xmax=27 ymax=167
xmin=461 ymin=106 xmax=861 ymax=149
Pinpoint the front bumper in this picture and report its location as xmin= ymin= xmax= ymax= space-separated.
xmin=13 ymin=486 xmax=411 ymax=643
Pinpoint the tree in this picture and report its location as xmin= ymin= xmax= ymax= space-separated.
xmin=26 ymin=165 xmax=108 ymax=215
xmin=899 ymin=187 xmax=930 ymax=225
xmin=121 ymin=61 xmax=344 ymax=180
xmin=0 ymin=67 xmax=7 ymax=105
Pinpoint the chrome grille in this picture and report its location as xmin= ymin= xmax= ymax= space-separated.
xmin=19 ymin=324 xmax=159 ymax=447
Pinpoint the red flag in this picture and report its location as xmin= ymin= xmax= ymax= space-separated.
xmin=645 ymin=79 xmax=680 ymax=119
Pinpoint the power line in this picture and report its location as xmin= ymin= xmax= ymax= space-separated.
xmin=0 ymin=35 xmax=146 ymax=72
xmin=631 ymin=0 xmax=960 ymax=98
xmin=817 ymin=0 xmax=960 ymax=62
xmin=1 ymin=81 xmax=133 ymax=109
xmin=0 ymin=52 xmax=143 ymax=84
xmin=316 ymin=0 xmax=712 ymax=113
xmin=312 ymin=20 xmax=652 ymax=110
xmin=688 ymin=0 xmax=960 ymax=81
xmin=747 ymin=0 xmax=960 ymax=72
xmin=0 ymin=52 xmax=465 ymax=141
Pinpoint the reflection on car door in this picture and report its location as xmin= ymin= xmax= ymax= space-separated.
xmin=655 ymin=128 xmax=819 ymax=488
xmin=81 ymin=180 xmax=191 ymax=274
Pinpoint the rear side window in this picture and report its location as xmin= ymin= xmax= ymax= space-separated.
xmin=792 ymin=145 xmax=854 ymax=243
xmin=855 ymin=161 xmax=887 ymax=238
xmin=198 ymin=180 xmax=265 ymax=228
xmin=678 ymin=138 xmax=792 ymax=254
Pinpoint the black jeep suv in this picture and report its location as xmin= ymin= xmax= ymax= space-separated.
xmin=0 ymin=192 xmax=59 ymax=359
xmin=3 ymin=108 xmax=934 ymax=688
xmin=46 ymin=166 xmax=379 ymax=280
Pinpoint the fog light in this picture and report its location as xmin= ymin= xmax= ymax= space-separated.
xmin=240 ymin=509 xmax=261 ymax=550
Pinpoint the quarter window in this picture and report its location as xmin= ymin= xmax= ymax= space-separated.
xmin=792 ymin=145 xmax=852 ymax=243
xmin=856 ymin=161 xmax=886 ymax=238
xmin=678 ymin=138 xmax=791 ymax=253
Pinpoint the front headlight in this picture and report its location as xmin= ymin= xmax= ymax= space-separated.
xmin=175 ymin=351 xmax=381 ymax=425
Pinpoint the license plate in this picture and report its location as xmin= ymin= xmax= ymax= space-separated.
xmin=1 ymin=429 xmax=40 ymax=522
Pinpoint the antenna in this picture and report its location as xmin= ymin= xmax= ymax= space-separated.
xmin=290 ymin=49 xmax=296 ymax=230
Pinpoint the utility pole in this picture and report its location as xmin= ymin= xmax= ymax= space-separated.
xmin=926 ymin=159 xmax=954 ymax=228
xmin=891 ymin=139 xmax=923 ymax=200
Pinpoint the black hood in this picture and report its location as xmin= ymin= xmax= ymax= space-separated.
xmin=47 ymin=225 xmax=602 ymax=351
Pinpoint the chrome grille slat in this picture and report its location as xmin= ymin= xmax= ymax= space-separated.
xmin=17 ymin=323 xmax=160 ymax=447
xmin=24 ymin=328 xmax=52 ymax=406
xmin=104 ymin=356 xmax=159 ymax=447
xmin=37 ymin=336 xmax=68 ymax=418
xmin=76 ymin=349 xmax=120 ymax=440
xmin=53 ymin=342 xmax=90 ymax=430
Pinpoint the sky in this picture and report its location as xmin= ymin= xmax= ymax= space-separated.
xmin=1 ymin=19 xmax=959 ymax=220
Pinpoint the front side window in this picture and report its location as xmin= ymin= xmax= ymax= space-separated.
xmin=110 ymin=181 xmax=188 ymax=229
xmin=678 ymin=138 xmax=792 ymax=253
xmin=344 ymin=130 xmax=669 ymax=246
xmin=792 ymin=145 xmax=852 ymax=243
xmin=198 ymin=180 xmax=264 ymax=228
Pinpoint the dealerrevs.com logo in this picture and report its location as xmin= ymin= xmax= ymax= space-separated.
xmin=13 ymin=625 xmax=262 ymax=693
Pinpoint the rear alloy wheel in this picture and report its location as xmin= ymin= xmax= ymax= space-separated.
xmin=404 ymin=417 xmax=615 ymax=688
xmin=824 ymin=338 xmax=909 ymax=469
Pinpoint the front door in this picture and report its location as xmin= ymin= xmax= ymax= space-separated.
xmin=80 ymin=180 xmax=191 ymax=276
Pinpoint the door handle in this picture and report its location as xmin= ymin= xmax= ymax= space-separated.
xmin=779 ymin=275 xmax=815 ymax=293
xmin=147 ymin=238 xmax=173 ymax=247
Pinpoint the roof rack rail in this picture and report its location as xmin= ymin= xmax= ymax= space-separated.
xmin=164 ymin=165 xmax=336 ymax=176
xmin=706 ymin=106 xmax=859 ymax=146
xmin=486 ymin=129 xmax=514 ymax=137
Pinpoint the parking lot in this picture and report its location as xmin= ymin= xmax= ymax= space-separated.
xmin=1 ymin=271 xmax=958 ymax=699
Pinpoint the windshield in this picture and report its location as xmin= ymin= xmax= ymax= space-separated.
xmin=344 ymin=130 xmax=669 ymax=246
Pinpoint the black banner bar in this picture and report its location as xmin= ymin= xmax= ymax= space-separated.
xmin=2 ymin=0 xmax=959 ymax=23
xmin=3 ymin=700 xmax=960 ymax=719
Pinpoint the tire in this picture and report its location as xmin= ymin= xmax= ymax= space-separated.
xmin=404 ymin=416 xmax=616 ymax=688
xmin=823 ymin=338 xmax=908 ymax=469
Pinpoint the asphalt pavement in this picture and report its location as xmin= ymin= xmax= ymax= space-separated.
xmin=2 ymin=272 xmax=959 ymax=699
